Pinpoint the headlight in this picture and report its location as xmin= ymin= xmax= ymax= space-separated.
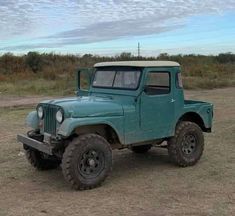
xmin=37 ymin=106 xmax=44 ymax=119
xmin=56 ymin=109 xmax=64 ymax=123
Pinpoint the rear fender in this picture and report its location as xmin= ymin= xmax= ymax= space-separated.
xmin=176 ymin=105 xmax=213 ymax=132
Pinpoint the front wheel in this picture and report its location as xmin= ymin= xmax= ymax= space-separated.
xmin=168 ymin=121 xmax=204 ymax=167
xmin=26 ymin=148 xmax=61 ymax=170
xmin=62 ymin=134 xmax=112 ymax=190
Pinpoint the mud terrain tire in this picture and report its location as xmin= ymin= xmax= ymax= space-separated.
xmin=168 ymin=121 xmax=204 ymax=167
xmin=62 ymin=134 xmax=112 ymax=190
xmin=26 ymin=149 xmax=60 ymax=170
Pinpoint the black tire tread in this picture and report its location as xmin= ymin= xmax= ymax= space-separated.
xmin=62 ymin=134 xmax=112 ymax=190
xmin=26 ymin=149 xmax=60 ymax=170
xmin=168 ymin=121 xmax=204 ymax=167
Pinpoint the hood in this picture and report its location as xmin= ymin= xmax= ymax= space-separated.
xmin=40 ymin=96 xmax=124 ymax=118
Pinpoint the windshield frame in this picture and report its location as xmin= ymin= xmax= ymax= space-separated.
xmin=92 ymin=66 xmax=143 ymax=91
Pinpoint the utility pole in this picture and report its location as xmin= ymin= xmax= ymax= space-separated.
xmin=138 ymin=42 xmax=140 ymax=58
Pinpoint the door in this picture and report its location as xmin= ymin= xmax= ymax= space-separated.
xmin=140 ymin=70 xmax=175 ymax=139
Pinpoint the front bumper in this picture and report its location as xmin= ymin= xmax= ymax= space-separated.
xmin=17 ymin=134 xmax=53 ymax=155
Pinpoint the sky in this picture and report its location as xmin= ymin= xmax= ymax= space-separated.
xmin=0 ymin=0 xmax=235 ymax=56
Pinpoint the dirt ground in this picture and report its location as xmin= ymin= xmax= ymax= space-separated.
xmin=0 ymin=88 xmax=234 ymax=216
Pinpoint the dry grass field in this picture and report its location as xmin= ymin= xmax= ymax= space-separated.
xmin=0 ymin=88 xmax=234 ymax=216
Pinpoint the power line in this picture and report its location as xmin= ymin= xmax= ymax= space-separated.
xmin=138 ymin=42 xmax=140 ymax=58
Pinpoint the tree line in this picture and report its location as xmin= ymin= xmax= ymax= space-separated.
xmin=0 ymin=52 xmax=234 ymax=89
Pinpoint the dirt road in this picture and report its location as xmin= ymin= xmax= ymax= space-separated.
xmin=0 ymin=95 xmax=53 ymax=108
xmin=0 ymin=88 xmax=234 ymax=216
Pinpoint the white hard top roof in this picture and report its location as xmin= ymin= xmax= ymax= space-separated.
xmin=94 ymin=61 xmax=180 ymax=68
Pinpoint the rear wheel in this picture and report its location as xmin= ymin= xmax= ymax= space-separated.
xmin=62 ymin=134 xmax=112 ymax=190
xmin=168 ymin=121 xmax=204 ymax=167
xmin=130 ymin=144 xmax=152 ymax=154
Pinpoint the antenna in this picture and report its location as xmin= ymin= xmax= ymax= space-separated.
xmin=138 ymin=42 xmax=140 ymax=58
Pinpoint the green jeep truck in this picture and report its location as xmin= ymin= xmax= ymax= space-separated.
xmin=17 ymin=61 xmax=213 ymax=190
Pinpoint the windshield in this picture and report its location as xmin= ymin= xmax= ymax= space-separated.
xmin=92 ymin=69 xmax=141 ymax=90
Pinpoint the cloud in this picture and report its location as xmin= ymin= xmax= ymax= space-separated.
xmin=0 ymin=0 xmax=235 ymax=51
xmin=47 ymin=18 xmax=184 ymax=43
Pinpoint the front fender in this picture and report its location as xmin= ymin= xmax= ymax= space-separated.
xmin=26 ymin=111 xmax=39 ymax=129
xmin=58 ymin=116 xmax=124 ymax=143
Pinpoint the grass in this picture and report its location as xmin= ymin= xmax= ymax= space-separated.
xmin=0 ymin=78 xmax=76 ymax=96
xmin=183 ymin=76 xmax=235 ymax=89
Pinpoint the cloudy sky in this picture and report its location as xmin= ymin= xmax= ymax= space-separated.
xmin=0 ymin=0 xmax=235 ymax=56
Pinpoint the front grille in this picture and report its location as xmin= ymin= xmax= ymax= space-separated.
xmin=42 ymin=104 xmax=59 ymax=135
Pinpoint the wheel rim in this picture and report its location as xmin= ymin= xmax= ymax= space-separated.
xmin=182 ymin=134 xmax=197 ymax=155
xmin=78 ymin=149 xmax=105 ymax=178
